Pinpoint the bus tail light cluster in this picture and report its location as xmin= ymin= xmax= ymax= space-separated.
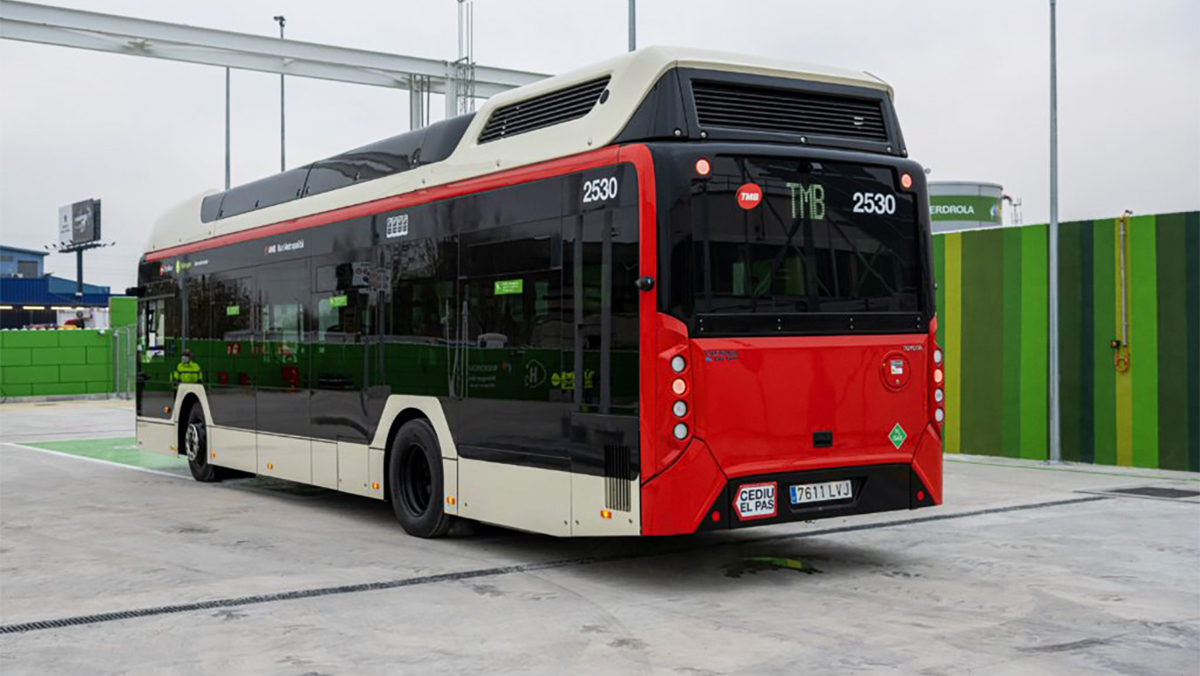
xmin=931 ymin=344 xmax=945 ymax=429
xmin=669 ymin=353 xmax=691 ymax=441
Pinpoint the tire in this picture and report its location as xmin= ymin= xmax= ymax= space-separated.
xmin=184 ymin=405 xmax=223 ymax=483
xmin=389 ymin=419 xmax=454 ymax=538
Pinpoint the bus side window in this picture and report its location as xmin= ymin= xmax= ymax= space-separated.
xmin=315 ymin=292 xmax=366 ymax=345
xmin=139 ymin=297 xmax=169 ymax=362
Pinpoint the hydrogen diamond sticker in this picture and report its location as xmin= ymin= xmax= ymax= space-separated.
xmin=888 ymin=423 xmax=907 ymax=449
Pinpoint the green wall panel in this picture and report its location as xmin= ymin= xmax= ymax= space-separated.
xmin=959 ymin=229 xmax=1005 ymax=455
xmin=31 ymin=382 xmax=87 ymax=396
xmin=1001 ymin=227 xmax=1023 ymax=458
xmin=1 ymin=383 xmax=32 ymax=397
xmin=934 ymin=212 xmax=1197 ymax=471
xmin=30 ymin=347 xmax=86 ymax=366
xmin=4 ymin=364 xmax=58 ymax=385
xmin=0 ymin=329 xmax=116 ymax=397
xmin=0 ymin=348 xmax=31 ymax=367
xmin=1127 ymin=216 xmax=1159 ymax=468
xmin=0 ymin=331 xmax=58 ymax=349
xmin=1058 ymin=222 xmax=1083 ymax=462
xmin=1091 ymin=219 xmax=1117 ymax=467
xmin=1154 ymin=213 xmax=1189 ymax=471
xmin=1018 ymin=225 xmax=1048 ymax=460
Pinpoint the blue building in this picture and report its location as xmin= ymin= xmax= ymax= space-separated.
xmin=0 ymin=245 xmax=47 ymax=278
xmin=0 ymin=244 xmax=112 ymax=329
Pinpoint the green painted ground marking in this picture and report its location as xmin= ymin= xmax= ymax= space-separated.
xmin=888 ymin=423 xmax=907 ymax=449
xmin=27 ymin=437 xmax=191 ymax=476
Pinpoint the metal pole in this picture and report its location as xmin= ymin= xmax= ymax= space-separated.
xmin=1048 ymin=0 xmax=1061 ymax=463
xmin=224 ymin=66 xmax=231 ymax=190
xmin=274 ymin=15 xmax=286 ymax=172
xmin=75 ymin=248 xmax=83 ymax=297
xmin=628 ymin=0 xmax=636 ymax=51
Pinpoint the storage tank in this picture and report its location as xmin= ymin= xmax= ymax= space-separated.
xmin=928 ymin=181 xmax=1004 ymax=233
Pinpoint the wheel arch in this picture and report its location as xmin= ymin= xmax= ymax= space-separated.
xmin=171 ymin=385 xmax=212 ymax=456
xmin=371 ymin=395 xmax=459 ymax=515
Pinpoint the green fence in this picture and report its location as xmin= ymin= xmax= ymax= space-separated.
xmin=0 ymin=297 xmax=136 ymax=399
xmin=934 ymin=211 xmax=1200 ymax=471
xmin=0 ymin=329 xmax=115 ymax=397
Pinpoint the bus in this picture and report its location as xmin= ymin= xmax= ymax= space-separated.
xmin=134 ymin=47 xmax=943 ymax=538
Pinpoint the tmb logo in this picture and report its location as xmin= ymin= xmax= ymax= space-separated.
xmin=736 ymin=183 xmax=763 ymax=210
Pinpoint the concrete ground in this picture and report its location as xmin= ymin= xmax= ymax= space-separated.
xmin=1 ymin=401 xmax=1197 ymax=676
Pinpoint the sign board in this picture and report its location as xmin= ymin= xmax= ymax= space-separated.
xmin=733 ymin=482 xmax=777 ymax=520
xmin=928 ymin=195 xmax=1001 ymax=224
xmin=58 ymin=199 xmax=102 ymax=249
xmin=494 ymin=279 xmax=523 ymax=295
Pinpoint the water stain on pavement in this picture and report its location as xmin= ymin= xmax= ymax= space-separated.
xmin=723 ymin=556 xmax=823 ymax=578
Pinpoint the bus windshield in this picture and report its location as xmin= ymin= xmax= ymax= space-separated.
xmin=681 ymin=156 xmax=922 ymax=318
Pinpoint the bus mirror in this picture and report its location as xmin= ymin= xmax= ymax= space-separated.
xmin=635 ymin=276 xmax=655 ymax=292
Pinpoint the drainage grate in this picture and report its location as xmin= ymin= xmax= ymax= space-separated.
xmin=1105 ymin=486 xmax=1200 ymax=499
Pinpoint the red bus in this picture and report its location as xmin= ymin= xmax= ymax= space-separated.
xmin=134 ymin=47 xmax=942 ymax=538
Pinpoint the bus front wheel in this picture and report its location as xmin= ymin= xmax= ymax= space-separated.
xmin=389 ymin=419 xmax=454 ymax=538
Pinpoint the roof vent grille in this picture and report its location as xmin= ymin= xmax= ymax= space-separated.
xmin=479 ymin=76 xmax=610 ymax=143
xmin=692 ymin=81 xmax=889 ymax=142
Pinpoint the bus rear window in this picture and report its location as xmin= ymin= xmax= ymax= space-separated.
xmin=673 ymin=156 xmax=921 ymax=319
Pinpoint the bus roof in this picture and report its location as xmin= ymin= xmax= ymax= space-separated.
xmin=143 ymin=46 xmax=893 ymax=256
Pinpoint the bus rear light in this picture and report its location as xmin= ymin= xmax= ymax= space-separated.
xmin=695 ymin=158 xmax=711 ymax=176
xmin=671 ymin=378 xmax=687 ymax=395
xmin=900 ymin=172 xmax=913 ymax=189
xmin=672 ymin=400 xmax=687 ymax=417
xmin=600 ymin=509 xmax=613 ymax=520
xmin=673 ymin=423 xmax=689 ymax=440
xmin=934 ymin=408 xmax=945 ymax=423
xmin=933 ymin=368 xmax=943 ymax=384
xmin=933 ymin=348 xmax=943 ymax=364
xmin=934 ymin=388 xmax=944 ymax=403
xmin=671 ymin=355 xmax=686 ymax=373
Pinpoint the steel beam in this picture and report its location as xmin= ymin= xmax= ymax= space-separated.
xmin=0 ymin=0 xmax=545 ymax=98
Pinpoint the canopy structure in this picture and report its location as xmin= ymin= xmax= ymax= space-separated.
xmin=0 ymin=0 xmax=548 ymax=126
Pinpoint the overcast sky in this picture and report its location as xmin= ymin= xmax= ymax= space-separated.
xmin=1 ymin=0 xmax=1197 ymax=290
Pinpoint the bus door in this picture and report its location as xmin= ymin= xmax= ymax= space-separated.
xmin=207 ymin=272 xmax=257 ymax=472
xmin=135 ymin=281 xmax=179 ymax=422
xmin=310 ymin=258 xmax=375 ymax=495
xmin=255 ymin=260 xmax=311 ymax=483
xmin=451 ymin=219 xmax=569 ymax=534
xmin=563 ymin=197 xmax=642 ymax=534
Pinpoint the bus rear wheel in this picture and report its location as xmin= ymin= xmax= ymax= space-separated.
xmin=184 ymin=405 xmax=223 ymax=483
xmin=389 ymin=419 xmax=454 ymax=538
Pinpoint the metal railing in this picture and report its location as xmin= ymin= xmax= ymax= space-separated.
xmin=111 ymin=326 xmax=135 ymax=400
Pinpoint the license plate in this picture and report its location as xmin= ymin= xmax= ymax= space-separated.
xmin=790 ymin=480 xmax=853 ymax=505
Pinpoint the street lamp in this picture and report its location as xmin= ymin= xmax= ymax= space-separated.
xmin=274 ymin=15 xmax=286 ymax=173
xmin=1048 ymin=0 xmax=1061 ymax=463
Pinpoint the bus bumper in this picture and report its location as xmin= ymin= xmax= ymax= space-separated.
xmin=642 ymin=426 xmax=942 ymax=535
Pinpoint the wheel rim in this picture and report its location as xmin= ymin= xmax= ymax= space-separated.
xmin=401 ymin=443 xmax=433 ymax=517
xmin=185 ymin=423 xmax=202 ymax=463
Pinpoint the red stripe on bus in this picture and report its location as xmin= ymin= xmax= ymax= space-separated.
xmin=145 ymin=145 xmax=627 ymax=262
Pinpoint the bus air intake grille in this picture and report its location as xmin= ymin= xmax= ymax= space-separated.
xmin=478 ymin=77 xmax=611 ymax=143
xmin=691 ymin=81 xmax=889 ymax=142
xmin=604 ymin=444 xmax=632 ymax=512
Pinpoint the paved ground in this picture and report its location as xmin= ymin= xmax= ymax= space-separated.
xmin=1 ymin=400 xmax=1198 ymax=676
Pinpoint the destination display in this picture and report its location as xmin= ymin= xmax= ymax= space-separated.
xmin=684 ymin=156 xmax=921 ymax=316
